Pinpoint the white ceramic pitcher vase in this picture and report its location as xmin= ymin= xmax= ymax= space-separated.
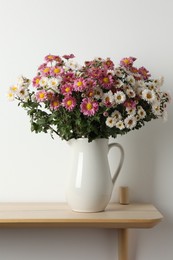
xmin=66 ymin=138 xmax=124 ymax=212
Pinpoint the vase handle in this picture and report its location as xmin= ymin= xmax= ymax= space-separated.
xmin=108 ymin=143 xmax=124 ymax=185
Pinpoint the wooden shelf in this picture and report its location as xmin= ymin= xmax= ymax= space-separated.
xmin=0 ymin=202 xmax=163 ymax=228
xmin=0 ymin=202 xmax=163 ymax=260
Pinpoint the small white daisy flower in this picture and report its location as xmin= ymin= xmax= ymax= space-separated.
xmin=114 ymin=91 xmax=126 ymax=104
xmin=147 ymin=82 xmax=156 ymax=91
xmin=126 ymin=107 xmax=136 ymax=116
xmin=126 ymin=88 xmax=136 ymax=98
xmin=17 ymin=87 xmax=29 ymax=100
xmin=137 ymin=80 xmax=146 ymax=88
xmin=115 ymin=79 xmax=124 ymax=88
xmin=114 ymin=68 xmax=123 ymax=78
xmin=17 ymin=76 xmax=30 ymax=88
xmin=126 ymin=75 xmax=135 ymax=86
xmin=115 ymin=120 xmax=125 ymax=130
xmin=154 ymin=76 xmax=164 ymax=87
xmin=111 ymin=110 xmax=122 ymax=121
xmin=40 ymin=77 xmax=48 ymax=87
xmin=106 ymin=117 xmax=116 ymax=128
xmin=124 ymin=116 xmax=137 ymax=129
xmin=102 ymin=91 xmax=115 ymax=106
xmin=48 ymin=77 xmax=59 ymax=88
xmin=65 ymin=59 xmax=82 ymax=71
xmin=9 ymin=85 xmax=18 ymax=93
xmin=7 ymin=91 xmax=15 ymax=101
xmin=17 ymin=76 xmax=24 ymax=87
xmin=135 ymin=86 xmax=144 ymax=98
xmin=142 ymin=89 xmax=156 ymax=103
xmin=94 ymin=87 xmax=103 ymax=99
xmin=137 ymin=106 xmax=146 ymax=119
xmin=152 ymin=102 xmax=161 ymax=116
xmin=107 ymin=69 xmax=115 ymax=76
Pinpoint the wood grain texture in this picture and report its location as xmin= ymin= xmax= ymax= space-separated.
xmin=0 ymin=203 xmax=163 ymax=228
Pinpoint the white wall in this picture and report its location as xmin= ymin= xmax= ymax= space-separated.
xmin=0 ymin=0 xmax=173 ymax=259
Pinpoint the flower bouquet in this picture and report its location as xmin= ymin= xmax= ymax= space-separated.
xmin=8 ymin=54 xmax=170 ymax=142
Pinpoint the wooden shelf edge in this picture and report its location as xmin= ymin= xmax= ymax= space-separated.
xmin=0 ymin=202 xmax=163 ymax=229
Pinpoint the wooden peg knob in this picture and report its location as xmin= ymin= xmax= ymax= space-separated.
xmin=119 ymin=186 xmax=129 ymax=205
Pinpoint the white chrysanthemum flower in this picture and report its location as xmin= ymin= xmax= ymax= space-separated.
xmin=126 ymin=88 xmax=136 ymax=98
xmin=137 ymin=80 xmax=146 ymax=88
xmin=17 ymin=76 xmax=24 ymax=86
xmin=152 ymin=102 xmax=161 ymax=116
xmin=114 ymin=68 xmax=123 ymax=78
xmin=126 ymin=107 xmax=136 ymax=116
xmin=116 ymin=79 xmax=124 ymax=88
xmin=114 ymin=91 xmax=126 ymax=104
xmin=9 ymin=85 xmax=18 ymax=93
xmin=135 ymin=86 xmax=144 ymax=98
xmin=94 ymin=87 xmax=103 ymax=99
xmin=102 ymin=91 xmax=115 ymax=105
xmin=124 ymin=116 xmax=137 ymax=129
xmin=137 ymin=106 xmax=146 ymax=119
xmin=94 ymin=57 xmax=104 ymax=62
xmin=65 ymin=59 xmax=82 ymax=71
xmin=107 ymin=69 xmax=115 ymax=76
xmin=154 ymin=76 xmax=164 ymax=87
xmin=17 ymin=87 xmax=29 ymax=100
xmin=126 ymin=75 xmax=135 ymax=86
xmin=111 ymin=110 xmax=122 ymax=121
xmin=17 ymin=75 xmax=31 ymax=88
xmin=147 ymin=82 xmax=157 ymax=91
xmin=40 ymin=77 xmax=48 ymax=87
xmin=142 ymin=89 xmax=156 ymax=103
xmin=7 ymin=91 xmax=15 ymax=101
xmin=115 ymin=120 xmax=125 ymax=130
xmin=48 ymin=77 xmax=59 ymax=87
xmin=106 ymin=117 xmax=116 ymax=128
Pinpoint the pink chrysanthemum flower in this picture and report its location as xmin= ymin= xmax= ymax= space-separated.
xmin=41 ymin=67 xmax=51 ymax=76
xmin=51 ymin=66 xmax=63 ymax=77
xmin=138 ymin=66 xmax=151 ymax=80
xmin=86 ymin=88 xmax=95 ymax=98
xmin=50 ymin=99 xmax=60 ymax=110
xmin=120 ymin=57 xmax=136 ymax=67
xmin=100 ymin=74 xmax=114 ymax=89
xmin=61 ymin=84 xmax=73 ymax=95
xmin=73 ymin=78 xmax=87 ymax=92
xmin=103 ymin=58 xmax=114 ymax=70
xmin=86 ymin=78 xmax=96 ymax=88
xmin=46 ymin=91 xmax=55 ymax=101
xmin=44 ymin=55 xmax=55 ymax=62
xmin=63 ymin=54 xmax=75 ymax=59
xmin=62 ymin=96 xmax=76 ymax=111
xmin=80 ymin=98 xmax=99 ymax=116
xmin=53 ymin=55 xmax=62 ymax=63
xmin=36 ymin=90 xmax=47 ymax=102
xmin=32 ymin=76 xmax=41 ymax=87
xmin=38 ymin=63 xmax=47 ymax=71
xmin=63 ymin=72 xmax=75 ymax=83
xmin=124 ymin=100 xmax=137 ymax=109
xmin=44 ymin=55 xmax=62 ymax=64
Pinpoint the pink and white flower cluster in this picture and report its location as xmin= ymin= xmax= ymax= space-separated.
xmin=8 ymin=54 xmax=170 ymax=141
